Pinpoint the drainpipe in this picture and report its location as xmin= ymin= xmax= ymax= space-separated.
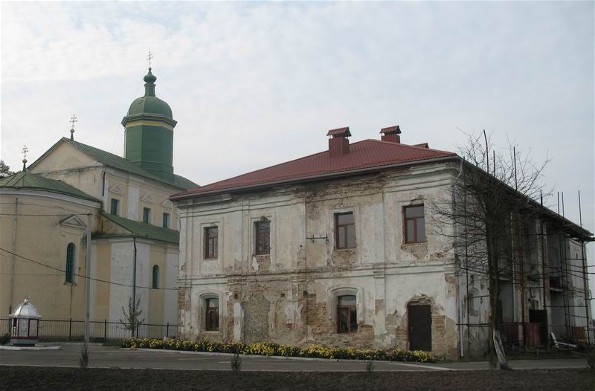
xmin=453 ymin=158 xmax=465 ymax=358
xmin=510 ymin=214 xmax=516 ymax=329
xmin=580 ymin=240 xmax=591 ymax=343
xmin=303 ymin=205 xmax=309 ymax=341
xmin=9 ymin=198 xmax=19 ymax=315
xmin=540 ymin=220 xmax=548 ymax=344
xmin=102 ymin=170 xmax=106 ymax=198
xmin=84 ymin=212 xmax=92 ymax=344
xmin=132 ymin=237 xmax=137 ymax=337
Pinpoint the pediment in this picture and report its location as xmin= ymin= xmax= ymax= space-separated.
xmin=59 ymin=214 xmax=87 ymax=229
xmin=161 ymin=200 xmax=173 ymax=209
xmin=109 ymin=184 xmax=125 ymax=195
xmin=141 ymin=193 xmax=154 ymax=203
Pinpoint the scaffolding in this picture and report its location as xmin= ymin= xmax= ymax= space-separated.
xmin=458 ymin=213 xmax=592 ymax=357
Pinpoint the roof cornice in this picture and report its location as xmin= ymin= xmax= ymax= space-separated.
xmin=172 ymin=155 xmax=459 ymax=201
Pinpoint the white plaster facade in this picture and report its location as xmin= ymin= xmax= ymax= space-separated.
xmin=176 ymin=162 xmax=462 ymax=357
xmin=174 ymin=129 xmax=592 ymax=359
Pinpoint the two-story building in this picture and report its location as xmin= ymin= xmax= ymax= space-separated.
xmin=172 ymin=126 xmax=592 ymax=358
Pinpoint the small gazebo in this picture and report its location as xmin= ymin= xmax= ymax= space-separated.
xmin=9 ymin=298 xmax=42 ymax=346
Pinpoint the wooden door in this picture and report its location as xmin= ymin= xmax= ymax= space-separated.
xmin=408 ymin=304 xmax=432 ymax=351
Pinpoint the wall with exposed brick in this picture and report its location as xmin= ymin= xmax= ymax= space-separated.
xmin=176 ymin=162 xmax=468 ymax=359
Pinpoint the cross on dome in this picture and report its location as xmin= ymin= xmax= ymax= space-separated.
xmin=22 ymin=145 xmax=28 ymax=171
xmin=69 ymin=115 xmax=78 ymax=140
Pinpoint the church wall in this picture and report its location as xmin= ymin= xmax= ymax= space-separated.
xmin=91 ymin=240 xmax=112 ymax=321
xmin=90 ymin=237 xmax=178 ymax=335
xmin=103 ymin=170 xmax=180 ymax=229
xmin=31 ymin=143 xmax=101 ymax=173
xmin=108 ymin=240 xmax=132 ymax=324
xmin=0 ymin=191 xmax=98 ymax=321
xmin=32 ymin=142 xmax=182 ymax=231
xmin=164 ymin=247 xmax=179 ymax=326
xmin=147 ymin=244 xmax=169 ymax=334
xmin=30 ymin=144 xmax=104 ymax=198
xmin=108 ymin=240 xmax=145 ymax=325
xmin=4 ymin=67 xmax=191 ymax=341
xmin=126 ymin=184 xmax=140 ymax=220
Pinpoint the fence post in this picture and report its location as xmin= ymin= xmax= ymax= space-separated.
xmin=69 ymin=318 xmax=72 ymax=341
xmin=104 ymin=319 xmax=107 ymax=342
xmin=166 ymin=322 xmax=169 ymax=338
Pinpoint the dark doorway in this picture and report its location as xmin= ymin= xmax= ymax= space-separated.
xmin=528 ymin=309 xmax=548 ymax=347
xmin=408 ymin=303 xmax=432 ymax=351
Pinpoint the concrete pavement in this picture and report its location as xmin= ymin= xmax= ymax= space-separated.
xmin=0 ymin=342 xmax=589 ymax=372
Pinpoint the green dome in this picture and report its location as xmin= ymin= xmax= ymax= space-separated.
xmin=125 ymin=68 xmax=173 ymax=119
xmin=127 ymin=96 xmax=173 ymax=118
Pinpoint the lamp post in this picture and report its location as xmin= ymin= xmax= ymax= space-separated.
xmin=84 ymin=213 xmax=92 ymax=344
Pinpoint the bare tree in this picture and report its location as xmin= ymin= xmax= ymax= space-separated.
xmin=431 ymin=130 xmax=549 ymax=368
xmin=120 ymin=297 xmax=145 ymax=338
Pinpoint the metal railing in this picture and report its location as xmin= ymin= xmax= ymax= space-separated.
xmin=1 ymin=318 xmax=177 ymax=342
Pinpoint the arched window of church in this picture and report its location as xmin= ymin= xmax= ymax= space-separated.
xmin=65 ymin=243 xmax=75 ymax=284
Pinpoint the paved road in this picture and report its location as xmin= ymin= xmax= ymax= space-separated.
xmin=0 ymin=343 xmax=589 ymax=372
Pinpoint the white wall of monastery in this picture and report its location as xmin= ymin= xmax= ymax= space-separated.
xmin=177 ymin=163 xmax=462 ymax=358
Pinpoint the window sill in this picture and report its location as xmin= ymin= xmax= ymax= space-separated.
xmin=403 ymin=240 xmax=427 ymax=245
xmin=400 ymin=242 xmax=428 ymax=254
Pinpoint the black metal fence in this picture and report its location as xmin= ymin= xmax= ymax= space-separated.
xmin=0 ymin=318 xmax=177 ymax=342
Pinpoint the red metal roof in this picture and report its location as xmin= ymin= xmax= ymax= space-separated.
xmin=326 ymin=127 xmax=351 ymax=137
xmin=380 ymin=125 xmax=401 ymax=134
xmin=171 ymin=139 xmax=457 ymax=200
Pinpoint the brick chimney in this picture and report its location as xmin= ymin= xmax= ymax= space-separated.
xmin=327 ymin=127 xmax=351 ymax=157
xmin=380 ymin=125 xmax=401 ymax=143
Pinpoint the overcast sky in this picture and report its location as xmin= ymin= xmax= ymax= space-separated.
xmin=1 ymin=2 xmax=593 ymax=257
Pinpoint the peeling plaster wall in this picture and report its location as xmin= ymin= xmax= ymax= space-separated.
xmin=176 ymin=163 xmax=466 ymax=358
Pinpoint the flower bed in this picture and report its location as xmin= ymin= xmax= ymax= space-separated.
xmin=120 ymin=338 xmax=436 ymax=363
